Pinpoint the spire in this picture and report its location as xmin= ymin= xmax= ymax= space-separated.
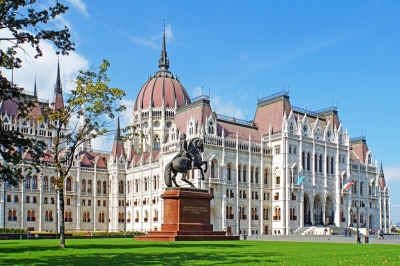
xmin=378 ymin=162 xmax=385 ymax=179
xmin=378 ymin=162 xmax=386 ymax=190
xmin=33 ymin=76 xmax=37 ymax=98
xmin=52 ymin=58 xmax=64 ymax=111
xmin=158 ymin=21 xmax=169 ymax=71
xmin=115 ymin=116 xmax=122 ymax=141
xmin=54 ymin=58 xmax=62 ymax=93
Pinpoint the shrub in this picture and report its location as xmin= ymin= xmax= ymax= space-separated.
xmin=0 ymin=228 xmax=27 ymax=234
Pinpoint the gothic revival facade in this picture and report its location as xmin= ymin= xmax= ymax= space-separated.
xmin=0 ymin=32 xmax=391 ymax=235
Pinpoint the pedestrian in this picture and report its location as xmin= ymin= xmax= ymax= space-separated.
xmin=27 ymin=230 xmax=31 ymax=239
xmin=348 ymin=228 xmax=352 ymax=237
xmin=344 ymin=228 xmax=348 ymax=237
xmin=356 ymin=231 xmax=362 ymax=244
xmin=324 ymin=227 xmax=328 ymax=235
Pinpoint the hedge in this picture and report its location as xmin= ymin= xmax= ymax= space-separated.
xmin=0 ymin=228 xmax=27 ymax=234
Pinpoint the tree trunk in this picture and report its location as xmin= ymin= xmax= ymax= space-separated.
xmin=59 ymin=189 xmax=66 ymax=248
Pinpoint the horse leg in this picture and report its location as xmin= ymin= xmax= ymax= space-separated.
xmin=203 ymin=160 xmax=208 ymax=173
xmin=171 ymin=171 xmax=179 ymax=187
xmin=181 ymin=172 xmax=195 ymax=188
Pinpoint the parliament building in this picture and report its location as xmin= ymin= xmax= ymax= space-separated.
xmin=0 ymin=32 xmax=391 ymax=235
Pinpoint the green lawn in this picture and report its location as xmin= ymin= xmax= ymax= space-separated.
xmin=0 ymin=238 xmax=399 ymax=265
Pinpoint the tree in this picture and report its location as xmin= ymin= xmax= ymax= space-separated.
xmin=42 ymin=59 xmax=126 ymax=249
xmin=0 ymin=0 xmax=74 ymax=184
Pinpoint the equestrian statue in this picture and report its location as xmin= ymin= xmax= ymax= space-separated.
xmin=164 ymin=133 xmax=208 ymax=188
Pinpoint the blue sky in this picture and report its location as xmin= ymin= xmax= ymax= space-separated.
xmin=5 ymin=0 xmax=400 ymax=222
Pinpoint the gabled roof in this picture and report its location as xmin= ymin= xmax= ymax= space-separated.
xmin=174 ymin=97 xmax=212 ymax=134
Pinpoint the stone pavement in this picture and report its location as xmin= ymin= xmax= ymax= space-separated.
xmin=244 ymin=234 xmax=400 ymax=245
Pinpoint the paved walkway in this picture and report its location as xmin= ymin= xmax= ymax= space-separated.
xmin=244 ymin=234 xmax=400 ymax=244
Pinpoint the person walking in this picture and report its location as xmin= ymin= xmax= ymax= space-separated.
xmin=348 ymin=228 xmax=352 ymax=237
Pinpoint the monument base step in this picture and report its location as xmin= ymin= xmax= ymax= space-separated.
xmin=135 ymin=231 xmax=239 ymax=242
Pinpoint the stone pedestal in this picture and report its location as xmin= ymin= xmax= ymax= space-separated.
xmin=135 ymin=188 xmax=239 ymax=241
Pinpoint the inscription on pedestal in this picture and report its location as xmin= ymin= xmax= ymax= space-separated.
xmin=182 ymin=206 xmax=208 ymax=215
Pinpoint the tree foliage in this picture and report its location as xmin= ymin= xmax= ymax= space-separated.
xmin=42 ymin=59 xmax=127 ymax=248
xmin=0 ymin=0 xmax=74 ymax=184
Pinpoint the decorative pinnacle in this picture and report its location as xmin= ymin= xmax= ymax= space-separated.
xmin=158 ymin=21 xmax=169 ymax=71
xmin=115 ymin=116 xmax=122 ymax=141
xmin=54 ymin=57 xmax=62 ymax=93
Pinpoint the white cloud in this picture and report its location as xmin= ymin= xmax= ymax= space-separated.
xmin=211 ymin=95 xmax=247 ymax=120
xmin=385 ymin=164 xmax=400 ymax=183
xmin=130 ymin=24 xmax=174 ymax=49
xmin=66 ymin=0 xmax=89 ymax=18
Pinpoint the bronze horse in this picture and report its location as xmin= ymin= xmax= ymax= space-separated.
xmin=164 ymin=137 xmax=208 ymax=187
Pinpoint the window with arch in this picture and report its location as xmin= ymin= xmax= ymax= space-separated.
xmin=226 ymin=206 xmax=234 ymax=219
xmin=127 ymin=212 xmax=131 ymax=223
xmin=153 ymin=176 xmax=157 ymax=190
xmin=50 ymin=177 xmax=55 ymax=190
xmin=302 ymin=152 xmax=305 ymax=170
xmin=330 ymin=157 xmax=334 ymax=174
xmin=87 ymin=180 xmax=92 ymax=194
xmin=340 ymin=210 xmax=345 ymax=222
xmin=275 ymin=168 xmax=280 ymax=185
xmin=326 ymin=156 xmax=329 ymax=174
xmin=27 ymin=210 xmax=35 ymax=221
xmin=208 ymin=121 xmax=214 ymax=134
xmin=118 ymin=212 xmax=124 ymax=223
xmin=273 ymin=207 xmax=281 ymax=220
xmin=154 ymin=210 xmax=159 ymax=222
xmin=360 ymin=182 xmax=363 ymax=195
xmin=243 ymin=166 xmax=247 ymax=182
xmin=227 ymin=164 xmax=231 ymax=181
xmin=319 ymin=154 xmax=323 ymax=172
xmin=66 ymin=177 xmax=72 ymax=192
xmin=135 ymin=211 xmax=139 ymax=222
xmin=263 ymin=208 xmax=269 ymax=220
xmin=153 ymin=134 xmax=160 ymax=150
xmin=293 ymin=146 xmax=297 ymax=154
xmin=255 ymin=168 xmax=259 ymax=184
xmin=211 ymin=160 xmax=217 ymax=178
xmin=98 ymin=212 xmax=105 ymax=223
xmin=264 ymin=168 xmax=268 ymax=185
xmin=43 ymin=176 xmax=49 ymax=190
xmin=314 ymin=154 xmax=318 ymax=172
xmin=144 ymin=178 xmax=149 ymax=191
xmin=238 ymin=165 xmax=241 ymax=182
xmin=144 ymin=211 xmax=149 ymax=222
xmin=119 ymin=180 xmax=124 ymax=194
xmin=102 ymin=181 xmax=107 ymax=194
xmin=289 ymin=122 xmax=293 ymax=133
xmin=135 ymin=179 xmax=139 ymax=193
xmin=250 ymin=167 xmax=254 ymax=183
xmin=45 ymin=210 xmax=53 ymax=222
xmin=239 ymin=207 xmax=245 ymax=219
xmin=290 ymin=208 xmax=296 ymax=220
xmin=65 ymin=211 xmax=73 ymax=222
xmin=8 ymin=209 xmax=17 ymax=221
xmin=25 ymin=176 xmax=31 ymax=189
xmin=83 ymin=212 xmax=90 ymax=223
xmin=306 ymin=153 xmax=310 ymax=171
xmin=32 ymin=176 xmax=37 ymax=189
xmin=251 ymin=207 xmax=259 ymax=220
xmin=352 ymin=181 xmax=357 ymax=194
xmin=81 ymin=179 xmax=86 ymax=193
xmin=97 ymin=181 xmax=101 ymax=194
xmin=289 ymin=145 xmax=292 ymax=154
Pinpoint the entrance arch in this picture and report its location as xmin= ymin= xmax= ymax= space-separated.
xmin=325 ymin=196 xmax=334 ymax=225
xmin=314 ymin=195 xmax=323 ymax=225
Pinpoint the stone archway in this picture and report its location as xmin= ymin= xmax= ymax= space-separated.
xmin=314 ymin=195 xmax=323 ymax=225
xmin=210 ymin=207 xmax=221 ymax=231
xmin=304 ymin=194 xmax=311 ymax=225
xmin=325 ymin=196 xmax=334 ymax=225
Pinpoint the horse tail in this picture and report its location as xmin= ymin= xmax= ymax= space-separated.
xmin=164 ymin=162 xmax=173 ymax=187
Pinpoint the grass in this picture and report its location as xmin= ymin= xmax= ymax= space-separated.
xmin=0 ymin=238 xmax=399 ymax=265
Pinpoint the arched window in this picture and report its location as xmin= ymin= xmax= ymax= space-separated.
xmin=87 ymin=180 xmax=92 ymax=193
xmin=154 ymin=210 xmax=159 ymax=222
xmin=306 ymin=153 xmax=310 ymax=171
xmin=50 ymin=177 xmax=55 ymax=190
xmin=8 ymin=209 xmax=17 ymax=221
xmin=153 ymin=176 xmax=157 ymax=190
xmin=127 ymin=212 xmax=131 ymax=223
xmin=243 ymin=166 xmax=247 ymax=182
xmin=135 ymin=179 xmax=139 ymax=193
xmin=326 ymin=156 xmax=329 ymax=174
xmin=330 ymin=157 xmax=334 ymax=174
xmin=144 ymin=211 xmax=149 ymax=222
xmin=32 ymin=176 xmax=37 ymax=189
xmin=208 ymin=121 xmax=214 ymax=134
xmin=65 ymin=211 xmax=73 ymax=222
xmin=102 ymin=181 xmax=107 ymax=194
xmin=135 ymin=211 xmax=139 ymax=222
xmin=302 ymin=152 xmax=305 ymax=170
xmin=263 ymin=208 xmax=269 ymax=220
xmin=118 ymin=212 xmax=124 ymax=223
xmin=275 ymin=168 xmax=280 ymax=185
xmin=314 ymin=154 xmax=318 ymax=172
xmin=255 ymin=168 xmax=259 ymax=184
xmin=227 ymin=164 xmax=231 ymax=181
xmin=43 ymin=176 xmax=49 ymax=190
xmin=238 ymin=165 xmax=242 ymax=182
xmin=27 ymin=210 xmax=35 ymax=221
xmin=250 ymin=167 xmax=254 ymax=183
xmin=81 ymin=179 xmax=86 ymax=193
xmin=211 ymin=160 xmax=217 ymax=178
xmin=264 ymin=168 xmax=268 ymax=185
xmin=319 ymin=154 xmax=322 ymax=172
xmin=360 ymin=182 xmax=363 ymax=195
xmin=98 ymin=212 xmax=105 ymax=223
xmin=153 ymin=134 xmax=160 ymax=150
xmin=119 ymin=180 xmax=124 ymax=194
xmin=66 ymin=177 xmax=72 ymax=192
xmin=25 ymin=176 xmax=31 ymax=189
xmin=273 ymin=207 xmax=281 ymax=220
xmin=97 ymin=181 xmax=101 ymax=194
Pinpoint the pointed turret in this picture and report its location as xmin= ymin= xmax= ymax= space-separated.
xmin=52 ymin=59 xmax=64 ymax=111
xmin=378 ymin=162 xmax=386 ymax=190
xmin=111 ymin=117 xmax=125 ymax=159
xmin=33 ymin=76 xmax=38 ymax=98
xmin=158 ymin=24 xmax=169 ymax=71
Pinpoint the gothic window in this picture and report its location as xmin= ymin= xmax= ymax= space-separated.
xmin=289 ymin=145 xmax=292 ymax=154
xmin=32 ymin=176 xmax=37 ymax=189
xmin=263 ymin=208 xmax=269 ymax=220
xmin=87 ymin=180 xmax=92 ymax=193
xmin=97 ymin=181 xmax=101 ymax=194
xmin=65 ymin=211 xmax=73 ymax=222
xmin=255 ymin=168 xmax=259 ymax=184
xmin=314 ymin=154 xmax=318 ymax=172
xmin=43 ymin=176 xmax=49 ymax=190
xmin=289 ymin=122 xmax=293 ymax=133
xmin=25 ymin=176 xmax=31 ymax=189
xmin=66 ymin=177 xmax=72 ymax=192
xmin=264 ymin=168 xmax=268 ymax=185
xmin=45 ymin=211 xmax=53 ymax=222
xmin=27 ymin=210 xmax=35 ymax=222
xmin=103 ymin=181 xmax=107 ymax=194
xmin=307 ymin=153 xmax=310 ymax=171
xmin=50 ymin=177 xmax=55 ymax=190
xmin=211 ymin=160 xmax=217 ymax=178
xmin=243 ymin=166 xmax=247 ymax=182
xmin=227 ymin=164 xmax=231 ymax=181
xmin=189 ymin=122 xmax=194 ymax=135
xmin=326 ymin=156 xmax=329 ymax=174
xmin=118 ymin=212 xmax=124 ymax=223
xmin=319 ymin=154 xmax=323 ymax=172
xmin=81 ymin=179 xmax=86 ymax=193
xmin=238 ymin=165 xmax=241 ymax=182
xmin=154 ymin=121 xmax=160 ymax=128
xmin=275 ymin=168 xmax=280 ymax=185
xmin=330 ymin=157 xmax=334 ymax=174
xmin=83 ymin=212 xmax=90 ymax=223
xmin=98 ymin=212 xmax=105 ymax=223
xmin=153 ymin=134 xmax=160 ymax=150
xmin=119 ymin=180 xmax=124 ymax=194
xmin=293 ymin=146 xmax=297 ymax=154
xmin=302 ymin=152 xmax=305 ymax=170
xmin=273 ymin=207 xmax=281 ymax=220
xmin=166 ymin=121 xmax=172 ymax=128
xmin=360 ymin=182 xmax=363 ymax=195
xmin=208 ymin=121 xmax=214 ymax=134
xmin=250 ymin=167 xmax=254 ymax=183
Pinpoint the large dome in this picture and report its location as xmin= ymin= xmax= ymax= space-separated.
xmin=133 ymin=31 xmax=191 ymax=111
